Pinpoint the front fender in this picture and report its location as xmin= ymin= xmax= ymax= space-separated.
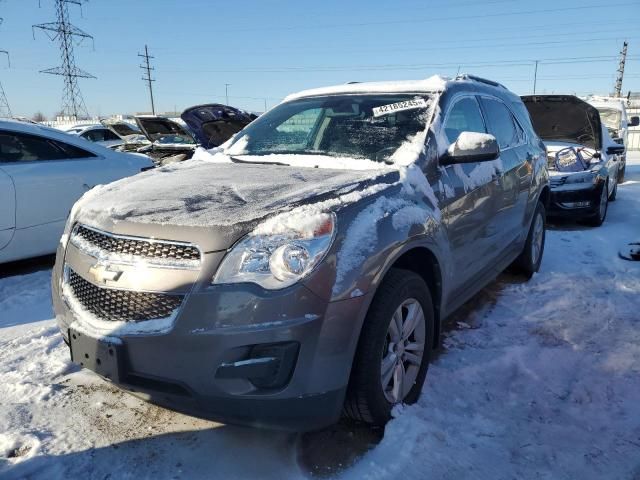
xmin=303 ymin=187 xmax=449 ymax=304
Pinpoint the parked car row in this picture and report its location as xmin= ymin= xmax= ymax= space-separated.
xmin=1 ymin=73 xmax=635 ymax=432
xmin=63 ymin=104 xmax=256 ymax=166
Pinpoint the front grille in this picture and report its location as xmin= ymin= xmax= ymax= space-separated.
xmin=67 ymin=269 xmax=183 ymax=322
xmin=73 ymin=225 xmax=201 ymax=263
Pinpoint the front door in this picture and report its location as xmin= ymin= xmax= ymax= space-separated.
xmin=438 ymin=95 xmax=502 ymax=294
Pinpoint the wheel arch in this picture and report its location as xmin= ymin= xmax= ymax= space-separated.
xmin=368 ymin=245 xmax=444 ymax=350
xmin=538 ymin=185 xmax=550 ymax=208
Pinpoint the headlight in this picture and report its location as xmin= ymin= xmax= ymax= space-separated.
xmin=565 ymin=172 xmax=596 ymax=184
xmin=213 ymin=212 xmax=336 ymax=289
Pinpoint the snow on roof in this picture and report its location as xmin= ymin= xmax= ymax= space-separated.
xmin=284 ymin=75 xmax=450 ymax=101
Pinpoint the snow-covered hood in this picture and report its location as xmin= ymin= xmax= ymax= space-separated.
xmin=521 ymin=95 xmax=602 ymax=150
xmin=73 ymin=160 xmax=397 ymax=251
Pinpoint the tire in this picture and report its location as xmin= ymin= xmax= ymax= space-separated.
xmin=618 ymin=164 xmax=625 ymax=183
xmin=344 ymin=269 xmax=434 ymax=426
xmin=512 ymin=201 xmax=546 ymax=279
xmin=586 ymin=181 xmax=608 ymax=227
xmin=609 ymin=180 xmax=617 ymax=202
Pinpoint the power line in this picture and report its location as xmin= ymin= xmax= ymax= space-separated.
xmin=138 ymin=44 xmax=156 ymax=115
xmin=155 ymin=54 xmax=639 ymax=75
xmin=33 ymin=0 xmax=95 ymax=119
xmin=211 ymin=1 xmax=640 ymax=33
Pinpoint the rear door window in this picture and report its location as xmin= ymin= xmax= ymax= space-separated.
xmin=0 ymin=131 xmax=96 ymax=162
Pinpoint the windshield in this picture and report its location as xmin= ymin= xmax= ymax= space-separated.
xmin=597 ymin=108 xmax=621 ymax=130
xmin=225 ymin=94 xmax=433 ymax=164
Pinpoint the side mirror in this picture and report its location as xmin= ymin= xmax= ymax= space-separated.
xmin=606 ymin=144 xmax=625 ymax=155
xmin=441 ymin=132 xmax=499 ymax=165
xmin=629 ymin=116 xmax=640 ymax=127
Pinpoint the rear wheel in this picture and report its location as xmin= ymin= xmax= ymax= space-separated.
xmin=512 ymin=201 xmax=546 ymax=279
xmin=586 ymin=181 xmax=608 ymax=227
xmin=344 ymin=269 xmax=434 ymax=426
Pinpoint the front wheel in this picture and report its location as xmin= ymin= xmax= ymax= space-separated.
xmin=512 ymin=201 xmax=546 ymax=279
xmin=344 ymin=269 xmax=434 ymax=426
xmin=586 ymin=181 xmax=608 ymax=227
xmin=618 ymin=164 xmax=626 ymax=183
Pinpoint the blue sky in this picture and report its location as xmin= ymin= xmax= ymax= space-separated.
xmin=1 ymin=0 xmax=639 ymax=117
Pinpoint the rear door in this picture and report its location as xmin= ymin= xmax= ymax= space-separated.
xmin=479 ymin=96 xmax=530 ymax=253
xmin=0 ymin=166 xmax=15 ymax=250
xmin=438 ymin=95 xmax=502 ymax=291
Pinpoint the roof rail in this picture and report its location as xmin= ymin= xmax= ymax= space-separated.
xmin=455 ymin=74 xmax=506 ymax=89
xmin=345 ymin=81 xmax=361 ymax=84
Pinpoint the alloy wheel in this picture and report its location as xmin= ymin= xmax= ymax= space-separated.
xmin=531 ymin=212 xmax=544 ymax=266
xmin=381 ymin=298 xmax=426 ymax=404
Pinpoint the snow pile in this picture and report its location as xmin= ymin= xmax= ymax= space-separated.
xmin=284 ymin=75 xmax=449 ymax=102
xmin=449 ymin=131 xmax=496 ymax=153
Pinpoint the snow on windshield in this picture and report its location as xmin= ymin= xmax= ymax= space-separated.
xmin=222 ymin=93 xmax=436 ymax=167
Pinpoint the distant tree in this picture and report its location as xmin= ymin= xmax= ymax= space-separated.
xmin=32 ymin=111 xmax=47 ymax=122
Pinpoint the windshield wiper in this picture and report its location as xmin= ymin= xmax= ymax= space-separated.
xmin=229 ymin=155 xmax=288 ymax=166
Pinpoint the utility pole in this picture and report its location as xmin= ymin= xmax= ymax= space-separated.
xmin=225 ymin=83 xmax=230 ymax=105
xmin=613 ymin=41 xmax=628 ymax=98
xmin=138 ymin=45 xmax=156 ymax=115
xmin=533 ymin=60 xmax=539 ymax=95
xmin=33 ymin=0 xmax=95 ymax=120
xmin=0 ymin=18 xmax=12 ymax=117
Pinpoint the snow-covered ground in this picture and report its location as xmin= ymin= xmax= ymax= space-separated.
xmin=1 ymin=154 xmax=640 ymax=479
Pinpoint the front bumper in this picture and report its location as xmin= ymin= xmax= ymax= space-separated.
xmin=52 ymin=242 xmax=370 ymax=431
xmin=547 ymin=181 xmax=603 ymax=219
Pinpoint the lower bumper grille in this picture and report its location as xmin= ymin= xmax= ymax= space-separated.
xmin=67 ymin=269 xmax=183 ymax=322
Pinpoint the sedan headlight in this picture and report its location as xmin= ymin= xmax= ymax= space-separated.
xmin=213 ymin=212 xmax=336 ymax=289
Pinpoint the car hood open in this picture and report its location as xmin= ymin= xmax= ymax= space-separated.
xmin=521 ymin=95 xmax=602 ymax=150
xmin=180 ymin=104 xmax=255 ymax=149
xmin=134 ymin=115 xmax=197 ymax=146
xmin=74 ymin=161 xmax=396 ymax=252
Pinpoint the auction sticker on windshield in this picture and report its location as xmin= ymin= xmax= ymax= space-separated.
xmin=372 ymin=98 xmax=428 ymax=118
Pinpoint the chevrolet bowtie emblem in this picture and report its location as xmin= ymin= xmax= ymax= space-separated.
xmin=88 ymin=263 xmax=123 ymax=284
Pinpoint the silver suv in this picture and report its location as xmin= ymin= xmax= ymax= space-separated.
xmin=52 ymin=75 xmax=549 ymax=431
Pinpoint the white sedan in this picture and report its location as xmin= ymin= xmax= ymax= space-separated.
xmin=65 ymin=124 xmax=125 ymax=149
xmin=0 ymin=119 xmax=153 ymax=264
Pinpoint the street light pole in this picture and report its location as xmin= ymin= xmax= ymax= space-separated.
xmin=225 ymin=83 xmax=230 ymax=105
xmin=533 ymin=60 xmax=539 ymax=95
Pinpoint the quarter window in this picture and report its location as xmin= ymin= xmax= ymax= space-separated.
xmin=0 ymin=131 xmax=96 ymax=162
xmin=444 ymin=97 xmax=486 ymax=144
xmin=480 ymin=98 xmax=520 ymax=149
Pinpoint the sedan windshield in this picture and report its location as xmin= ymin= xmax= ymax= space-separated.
xmin=225 ymin=94 xmax=433 ymax=165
